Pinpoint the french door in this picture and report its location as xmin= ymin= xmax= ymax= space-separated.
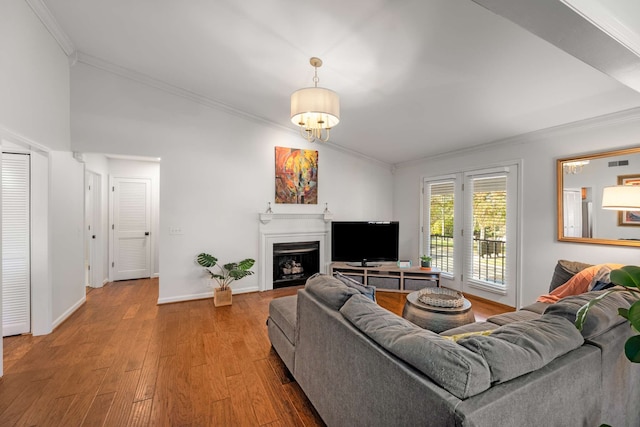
xmin=422 ymin=164 xmax=519 ymax=307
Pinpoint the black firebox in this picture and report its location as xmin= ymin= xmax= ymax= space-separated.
xmin=273 ymin=241 xmax=320 ymax=288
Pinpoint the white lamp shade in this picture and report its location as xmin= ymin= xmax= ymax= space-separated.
xmin=602 ymin=185 xmax=640 ymax=210
xmin=291 ymin=87 xmax=340 ymax=129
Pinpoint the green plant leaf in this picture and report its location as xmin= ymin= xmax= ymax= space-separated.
xmin=625 ymin=335 xmax=640 ymax=363
xmin=223 ymin=262 xmax=237 ymax=272
xmin=629 ymin=301 xmax=640 ymax=332
xmin=229 ymin=270 xmax=254 ymax=280
xmin=618 ymin=307 xmax=630 ymax=321
xmin=237 ymin=258 xmax=255 ymax=271
xmin=575 ymin=289 xmax=618 ymax=330
xmin=610 ymin=265 xmax=640 ymax=290
xmin=196 ymin=253 xmax=218 ymax=268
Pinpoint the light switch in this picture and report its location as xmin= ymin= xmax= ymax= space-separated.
xmin=169 ymin=227 xmax=183 ymax=235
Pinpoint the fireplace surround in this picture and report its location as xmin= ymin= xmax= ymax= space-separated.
xmin=258 ymin=212 xmax=331 ymax=291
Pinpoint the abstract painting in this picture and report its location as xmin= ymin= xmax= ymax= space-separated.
xmin=618 ymin=174 xmax=640 ymax=226
xmin=275 ymin=147 xmax=318 ymax=204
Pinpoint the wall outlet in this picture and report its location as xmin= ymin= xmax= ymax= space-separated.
xmin=169 ymin=227 xmax=183 ymax=235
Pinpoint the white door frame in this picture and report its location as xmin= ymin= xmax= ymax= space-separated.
xmin=109 ymin=175 xmax=153 ymax=281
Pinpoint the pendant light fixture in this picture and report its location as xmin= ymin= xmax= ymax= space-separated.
xmin=290 ymin=57 xmax=340 ymax=143
xmin=602 ymin=185 xmax=640 ymax=210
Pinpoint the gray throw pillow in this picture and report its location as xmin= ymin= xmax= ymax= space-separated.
xmin=549 ymin=259 xmax=593 ymax=292
xmin=457 ymin=315 xmax=584 ymax=384
xmin=333 ymin=271 xmax=376 ymax=302
xmin=305 ymin=273 xmax=359 ymax=311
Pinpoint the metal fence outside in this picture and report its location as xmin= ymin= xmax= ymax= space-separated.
xmin=429 ymin=235 xmax=505 ymax=284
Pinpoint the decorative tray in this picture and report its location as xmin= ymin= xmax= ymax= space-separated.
xmin=417 ymin=287 xmax=464 ymax=308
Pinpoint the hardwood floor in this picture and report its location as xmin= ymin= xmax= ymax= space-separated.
xmin=1 ymin=279 xmax=512 ymax=426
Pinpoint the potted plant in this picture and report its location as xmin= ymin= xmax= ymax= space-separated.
xmin=576 ymin=265 xmax=640 ymax=362
xmin=196 ymin=252 xmax=255 ymax=307
xmin=420 ymin=255 xmax=432 ymax=270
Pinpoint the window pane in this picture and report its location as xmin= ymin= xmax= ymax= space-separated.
xmin=470 ymin=176 xmax=506 ymax=286
xmin=426 ymin=181 xmax=454 ymax=274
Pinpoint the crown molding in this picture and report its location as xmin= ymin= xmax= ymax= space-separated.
xmin=25 ymin=0 xmax=75 ymax=56
xmin=76 ymin=52 xmax=295 ymax=134
xmin=395 ymin=106 xmax=640 ymax=169
xmin=0 ymin=126 xmax=52 ymax=153
xmin=560 ymin=0 xmax=640 ymax=57
xmin=75 ymin=52 xmax=393 ymax=170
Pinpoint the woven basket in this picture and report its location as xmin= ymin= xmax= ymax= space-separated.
xmin=417 ymin=287 xmax=464 ymax=308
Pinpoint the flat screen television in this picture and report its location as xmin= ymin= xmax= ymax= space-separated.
xmin=331 ymin=221 xmax=399 ymax=266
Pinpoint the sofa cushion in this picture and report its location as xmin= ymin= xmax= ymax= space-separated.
xmin=333 ymin=271 xmax=376 ymax=301
xmin=520 ymin=301 xmax=551 ymax=315
xmin=458 ymin=315 xmax=584 ymax=384
xmin=441 ymin=321 xmax=500 ymax=336
xmin=549 ymin=259 xmax=593 ymax=292
xmin=268 ymin=295 xmax=298 ymax=344
xmin=487 ymin=309 xmax=540 ymax=326
xmin=543 ymin=288 xmax=636 ymax=339
xmin=305 ymin=273 xmax=359 ymax=311
xmin=340 ymin=294 xmax=491 ymax=399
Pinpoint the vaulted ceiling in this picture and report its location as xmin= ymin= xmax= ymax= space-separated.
xmin=38 ymin=0 xmax=640 ymax=165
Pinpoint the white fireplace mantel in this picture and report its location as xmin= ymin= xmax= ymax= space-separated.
xmin=258 ymin=212 xmax=331 ymax=291
xmin=260 ymin=211 xmax=333 ymax=224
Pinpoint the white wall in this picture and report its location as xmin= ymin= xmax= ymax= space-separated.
xmin=30 ymin=149 xmax=52 ymax=336
xmin=70 ymin=63 xmax=394 ymax=303
xmin=394 ymin=109 xmax=640 ymax=308
xmin=0 ymin=0 xmax=70 ymax=150
xmin=50 ymin=151 xmax=85 ymax=327
xmin=0 ymin=1 xmax=77 ymax=374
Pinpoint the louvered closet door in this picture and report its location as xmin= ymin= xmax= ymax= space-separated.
xmin=2 ymin=153 xmax=30 ymax=336
xmin=112 ymin=177 xmax=151 ymax=281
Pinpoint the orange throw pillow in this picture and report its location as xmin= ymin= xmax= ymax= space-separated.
xmin=537 ymin=264 xmax=623 ymax=303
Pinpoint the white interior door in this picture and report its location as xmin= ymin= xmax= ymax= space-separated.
xmin=85 ymin=171 xmax=94 ymax=286
xmin=85 ymin=171 xmax=103 ymax=287
xmin=111 ymin=177 xmax=151 ymax=281
xmin=563 ymin=189 xmax=582 ymax=237
xmin=2 ymin=152 xmax=30 ymax=336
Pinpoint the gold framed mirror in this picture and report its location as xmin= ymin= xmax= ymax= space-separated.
xmin=557 ymin=146 xmax=640 ymax=247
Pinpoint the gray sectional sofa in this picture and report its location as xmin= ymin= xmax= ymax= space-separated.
xmin=267 ymin=273 xmax=640 ymax=426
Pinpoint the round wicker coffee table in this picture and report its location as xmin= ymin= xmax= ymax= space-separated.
xmin=402 ymin=290 xmax=475 ymax=333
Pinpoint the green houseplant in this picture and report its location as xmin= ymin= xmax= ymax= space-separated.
xmin=576 ymin=265 xmax=640 ymax=363
xmin=196 ymin=252 xmax=255 ymax=306
xmin=420 ymin=255 xmax=432 ymax=269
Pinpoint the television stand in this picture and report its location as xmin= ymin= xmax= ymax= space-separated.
xmin=330 ymin=262 xmax=441 ymax=292
xmin=346 ymin=261 xmax=381 ymax=268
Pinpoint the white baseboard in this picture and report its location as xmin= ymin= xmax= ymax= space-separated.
xmin=157 ymin=291 xmax=213 ymax=305
xmin=156 ymin=285 xmax=260 ymax=305
xmin=52 ymin=295 xmax=86 ymax=330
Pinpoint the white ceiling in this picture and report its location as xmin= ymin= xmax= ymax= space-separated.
xmin=39 ymin=0 xmax=640 ymax=165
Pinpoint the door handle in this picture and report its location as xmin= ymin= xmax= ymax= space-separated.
xmin=145 ymin=232 xmax=150 ymax=236
xmin=92 ymin=235 xmax=96 ymax=239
